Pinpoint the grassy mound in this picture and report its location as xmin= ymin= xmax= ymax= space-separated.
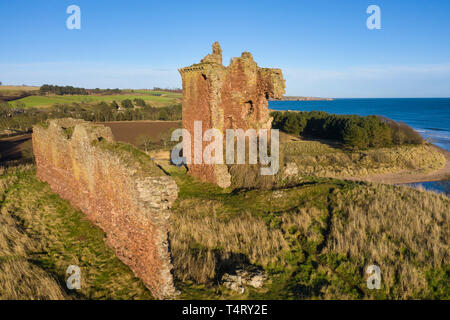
xmin=165 ymin=164 xmax=449 ymax=300
xmin=281 ymin=135 xmax=445 ymax=178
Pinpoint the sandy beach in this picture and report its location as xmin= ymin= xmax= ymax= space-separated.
xmin=345 ymin=145 xmax=450 ymax=184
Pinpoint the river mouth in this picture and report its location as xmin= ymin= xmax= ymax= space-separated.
xmin=399 ymin=180 xmax=450 ymax=196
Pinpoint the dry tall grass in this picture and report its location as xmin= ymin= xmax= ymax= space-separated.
xmin=0 ymin=165 xmax=67 ymax=299
xmin=0 ymin=260 xmax=68 ymax=300
xmin=324 ymin=184 xmax=449 ymax=298
xmin=168 ymin=159 xmax=449 ymax=299
xmin=280 ymin=207 xmax=328 ymax=245
xmin=170 ymin=201 xmax=288 ymax=283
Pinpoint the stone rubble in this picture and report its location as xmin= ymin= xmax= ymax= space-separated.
xmin=221 ymin=268 xmax=267 ymax=294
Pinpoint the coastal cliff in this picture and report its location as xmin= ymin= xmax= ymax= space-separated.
xmin=270 ymin=96 xmax=333 ymax=101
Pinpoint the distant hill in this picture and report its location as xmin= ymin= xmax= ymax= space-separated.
xmin=271 ymin=96 xmax=333 ymax=101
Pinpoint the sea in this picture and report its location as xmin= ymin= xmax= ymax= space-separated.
xmin=269 ymin=98 xmax=450 ymax=195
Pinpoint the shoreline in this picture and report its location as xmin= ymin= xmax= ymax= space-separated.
xmin=268 ymin=101 xmax=449 ymax=184
xmin=342 ymin=144 xmax=450 ymax=185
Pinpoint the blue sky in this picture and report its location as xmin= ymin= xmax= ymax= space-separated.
xmin=1 ymin=0 xmax=449 ymax=97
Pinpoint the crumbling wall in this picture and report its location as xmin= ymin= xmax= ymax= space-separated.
xmin=179 ymin=42 xmax=285 ymax=187
xmin=32 ymin=118 xmax=178 ymax=299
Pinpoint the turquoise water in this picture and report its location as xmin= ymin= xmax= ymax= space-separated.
xmin=269 ymin=98 xmax=450 ymax=194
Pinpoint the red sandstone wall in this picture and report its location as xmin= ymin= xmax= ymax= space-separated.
xmin=32 ymin=119 xmax=178 ymax=299
xmin=181 ymin=71 xmax=218 ymax=185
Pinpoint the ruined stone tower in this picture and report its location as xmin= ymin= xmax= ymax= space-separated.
xmin=178 ymin=42 xmax=285 ymax=187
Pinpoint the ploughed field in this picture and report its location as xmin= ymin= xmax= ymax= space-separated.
xmin=101 ymin=120 xmax=181 ymax=147
xmin=0 ymin=121 xmax=181 ymax=166
xmin=0 ymin=134 xmax=33 ymax=165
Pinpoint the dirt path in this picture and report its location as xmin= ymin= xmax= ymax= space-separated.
xmin=344 ymin=145 xmax=450 ymax=184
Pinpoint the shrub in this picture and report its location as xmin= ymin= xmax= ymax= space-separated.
xmin=158 ymin=109 xmax=169 ymax=120
xmin=110 ymin=101 xmax=119 ymax=110
xmin=133 ymin=98 xmax=146 ymax=107
xmin=378 ymin=116 xmax=424 ymax=145
xmin=121 ymin=99 xmax=134 ymax=109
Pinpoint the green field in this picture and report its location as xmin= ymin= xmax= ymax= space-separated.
xmin=11 ymin=92 xmax=181 ymax=108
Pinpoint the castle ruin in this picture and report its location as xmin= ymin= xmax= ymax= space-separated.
xmin=31 ymin=44 xmax=286 ymax=299
xmin=179 ymin=42 xmax=286 ymax=187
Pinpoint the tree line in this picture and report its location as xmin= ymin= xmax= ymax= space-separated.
xmin=152 ymin=87 xmax=182 ymax=93
xmin=271 ymin=110 xmax=424 ymax=150
xmin=39 ymin=84 xmax=122 ymax=96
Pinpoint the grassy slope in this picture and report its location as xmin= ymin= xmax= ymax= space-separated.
xmin=0 ymin=165 xmax=152 ymax=300
xmin=0 ymin=146 xmax=448 ymax=299
xmin=281 ymin=134 xmax=446 ymax=177
xmin=165 ymin=165 xmax=449 ymax=300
